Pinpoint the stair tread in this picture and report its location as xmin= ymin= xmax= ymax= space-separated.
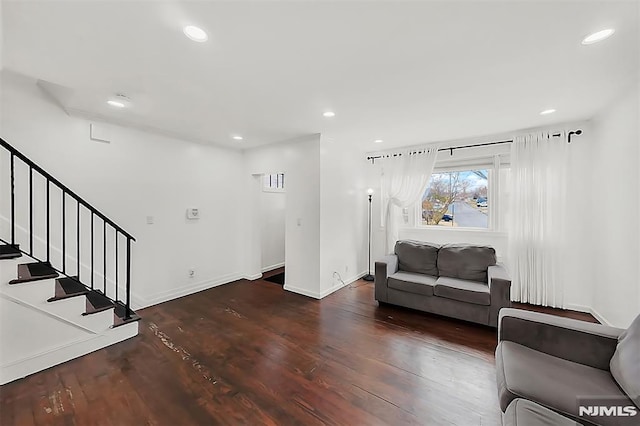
xmin=9 ymin=262 xmax=58 ymax=284
xmin=113 ymin=302 xmax=141 ymax=328
xmin=0 ymin=244 xmax=22 ymax=260
xmin=47 ymin=277 xmax=89 ymax=302
xmin=84 ymin=290 xmax=115 ymax=315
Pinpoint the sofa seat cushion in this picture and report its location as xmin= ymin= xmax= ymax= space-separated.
xmin=387 ymin=272 xmax=436 ymax=296
xmin=394 ymin=240 xmax=440 ymax=276
xmin=496 ymin=341 xmax=632 ymax=425
xmin=504 ymin=399 xmax=582 ymax=426
xmin=434 ymin=277 xmax=490 ymax=306
xmin=437 ymin=244 xmax=496 ymax=282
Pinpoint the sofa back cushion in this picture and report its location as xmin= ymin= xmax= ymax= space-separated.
xmin=437 ymin=244 xmax=496 ymax=283
xmin=610 ymin=313 xmax=640 ymax=408
xmin=394 ymin=240 xmax=440 ymax=276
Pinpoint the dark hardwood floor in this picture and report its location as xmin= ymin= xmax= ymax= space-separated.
xmin=0 ymin=277 xmax=596 ymax=426
xmin=511 ymin=302 xmax=599 ymax=323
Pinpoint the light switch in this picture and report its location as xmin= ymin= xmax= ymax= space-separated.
xmin=146 ymin=216 xmax=154 ymax=225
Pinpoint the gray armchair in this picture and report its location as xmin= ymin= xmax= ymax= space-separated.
xmin=496 ymin=308 xmax=640 ymax=426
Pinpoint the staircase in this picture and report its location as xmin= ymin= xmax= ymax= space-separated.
xmin=0 ymin=138 xmax=140 ymax=384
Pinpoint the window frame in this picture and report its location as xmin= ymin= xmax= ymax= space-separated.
xmin=409 ymin=158 xmax=506 ymax=232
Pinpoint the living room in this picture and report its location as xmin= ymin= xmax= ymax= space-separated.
xmin=0 ymin=1 xmax=638 ymax=425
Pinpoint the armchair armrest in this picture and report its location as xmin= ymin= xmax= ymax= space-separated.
xmin=488 ymin=264 xmax=512 ymax=327
xmin=374 ymin=255 xmax=398 ymax=303
xmin=498 ymin=308 xmax=623 ymax=370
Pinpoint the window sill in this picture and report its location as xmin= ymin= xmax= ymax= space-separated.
xmin=400 ymin=226 xmax=507 ymax=237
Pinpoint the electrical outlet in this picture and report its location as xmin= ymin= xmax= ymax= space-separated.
xmin=188 ymin=269 xmax=195 ymax=278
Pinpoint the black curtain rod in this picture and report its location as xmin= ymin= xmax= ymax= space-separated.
xmin=367 ymin=129 xmax=583 ymax=163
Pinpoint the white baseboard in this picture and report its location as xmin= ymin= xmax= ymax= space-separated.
xmin=0 ymin=322 xmax=138 ymax=385
xmin=243 ymin=273 xmax=263 ymax=281
xmin=283 ymin=284 xmax=321 ymax=299
xmin=320 ymin=271 xmax=368 ymax=298
xmin=261 ymin=262 xmax=284 ymax=273
xmin=134 ymin=273 xmax=244 ymax=309
xmin=284 ymin=271 xmax=368 ymax=300
xmin=565 ymin=303 xmax=612 ymax=326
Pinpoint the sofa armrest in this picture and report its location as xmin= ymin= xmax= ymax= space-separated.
xmin=374 ymin=255 xmax=398 ymax=303
xmin=488 ymin=264 xmax=512 ymax=327
xmin=498 ymin=308 xmax=623 ymax=370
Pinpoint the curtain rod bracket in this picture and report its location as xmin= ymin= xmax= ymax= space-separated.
xmin=567 ymin=129 xmax=583 ymax=143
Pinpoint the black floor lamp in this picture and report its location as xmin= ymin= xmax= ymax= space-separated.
xmin=363 ymin=188 xmax=375 ymax=281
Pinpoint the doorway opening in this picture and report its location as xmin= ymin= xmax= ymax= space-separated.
xmin=259 ymin=173 xmax=285 ymax=285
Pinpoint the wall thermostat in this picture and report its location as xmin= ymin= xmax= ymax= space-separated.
xmin=186 ymin=208 xmax=200 ymax=220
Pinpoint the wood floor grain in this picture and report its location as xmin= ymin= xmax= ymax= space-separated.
xmin=0 ymin=278 xmax=596 ymax=426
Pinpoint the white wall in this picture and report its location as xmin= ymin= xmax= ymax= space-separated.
xmin=260 ymin=189 xmax=285 ymax=271
xmin=318 ymin=135 xmax=368 ymax=296
xmin=589 ymin=82 xmax=640 ymax=328
xmin=0 ymin=0 xmax=3 ymax=72
xmin=559 ymin=122 xmax=596 ymax=313
xmin=243 ymin=135 xmax=322 ymax=298
xmin=0 ymin=70 xmax=246 ymax=308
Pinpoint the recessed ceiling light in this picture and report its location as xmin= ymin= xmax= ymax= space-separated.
xmin=323 ymin=111 xmax=336 ymax=118
xmin=582 ymin=28 xmax=615 ymax=45
xmin=232 ymin=135 xmax=243 ymax=141
xmin=540 ymin=109 xmax=556 ymax=115
xmin=107 ymin=100 xmax=125 ymax=108
xmin=183 ymin=25 xmax=208 ymax=42
xmin=374 ymin=139 xmax=383 ymax=143
xmin=107 ymin=94 xmax=131 ymax=108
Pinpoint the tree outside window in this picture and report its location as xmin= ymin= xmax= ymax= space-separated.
xmin=421 ymin=170 xmax=489 ymax=228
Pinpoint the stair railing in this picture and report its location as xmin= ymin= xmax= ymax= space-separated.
xmin=0 ymin=137 xmax=135 ymax=319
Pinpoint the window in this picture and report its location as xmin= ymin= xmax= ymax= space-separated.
xmin=420 ymin=169 xmax=489 ymax=228
xmin=263 ymin=173 xmax=285 ymax=192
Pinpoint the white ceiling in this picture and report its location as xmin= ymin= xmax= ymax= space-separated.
xmin=2 ymin=1 xmax=638 ymax=150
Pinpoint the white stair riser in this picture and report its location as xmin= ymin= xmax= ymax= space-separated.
xmin=1 ymin=279 xmax=55 ymax=304
xmin=0 ymin=258 xmax=26 ymax=286
xmin=78 ymin=309 xmax=114 ymax=332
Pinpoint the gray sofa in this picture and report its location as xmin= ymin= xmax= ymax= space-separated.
xmin=497 ymin=308 xmax=640 ymax=426
xmin=374 ymin=240 xmax=511 ymax=327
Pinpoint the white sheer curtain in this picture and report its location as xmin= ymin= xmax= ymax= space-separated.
xmin=508 ymin=131 xmax=569 ymax=307
xmin=382 ymin=147 xmax=439 ymax=253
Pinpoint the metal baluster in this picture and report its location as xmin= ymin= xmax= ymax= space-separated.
xmin=76 ymin=201 xmax=80 ymax=280
xmin=90 ymin=213 xmax=94 ymax=289
xmin=10 ymin=153 xmax=15 ymax=245
xmin=62 ymin=192 xmax=66 ymax=273
xmin=46 ymin=179 xmax=50 ymax=262
xmin=126 ymin=238 xmax=131 ymax=320
xmin=103 ymin=221 xmax=107 ymax=294
xmin=115 ymin=231 xmax=118 ymax=302
xmin=29 ymin=166 xmax=33 ymax=255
